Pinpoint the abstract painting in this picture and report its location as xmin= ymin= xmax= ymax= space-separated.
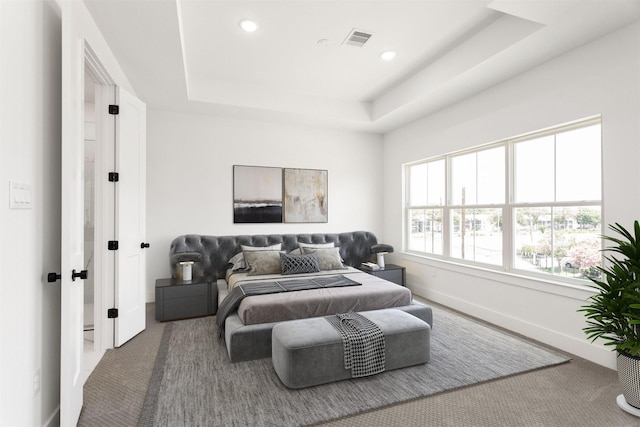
xmin=233 ymin=165 xmax=283 ymax=223
xmin=283 ymin=168 xmax=328 ymax=223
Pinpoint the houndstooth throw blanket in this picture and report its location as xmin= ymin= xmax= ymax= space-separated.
xmin=326 ymin=311 xmax=385 ymax=378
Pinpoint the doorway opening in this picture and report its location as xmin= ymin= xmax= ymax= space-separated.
xmin=82 ymin=69 xmax=102 ymax=380
xmin=77 ymin=43 xmax=146 ymax=383
xmin=81 ymin=44 xmax=117 ymax=382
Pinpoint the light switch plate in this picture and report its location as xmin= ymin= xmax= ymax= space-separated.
xmin=9 ymin=181 xmax=32 ymax=209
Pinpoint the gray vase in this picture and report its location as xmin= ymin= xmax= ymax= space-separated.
xmin=617 ymin=352 xmax=640 ymax=408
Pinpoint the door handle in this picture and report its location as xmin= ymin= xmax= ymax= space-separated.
xmin=47 ymin=272 xmax=61 ymax=283
xmin=71 ymin=269 xmax=88 ymax=281
xmin=140 ymin=242 xmax=150 ymax=249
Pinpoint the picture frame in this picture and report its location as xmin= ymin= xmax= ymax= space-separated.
xmin=233 ymin=165 xmax=283 ymax=223
xmin=283 ymin=168 xmax=328 ymax=223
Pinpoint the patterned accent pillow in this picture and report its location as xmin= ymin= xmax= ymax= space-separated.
xmin=302 ymin=247 xmax=346 ymax=270
xmin=280 ymin=252 xmax=320 ymax=275
xmin=244 ymin=250 xmax=284 ymax=276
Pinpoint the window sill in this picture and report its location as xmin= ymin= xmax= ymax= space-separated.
xmin=400 ymin=252 xmax=595 ymax=301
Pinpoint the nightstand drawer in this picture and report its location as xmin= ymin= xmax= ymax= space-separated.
xmin=163 ymin=294 xmax=208 ymax=320
xmin=374 ymin=269 xmax=403 ymax=285
xmin=164 ymin=283 xmax=207 ymax=299
xmin=359 ymin=264 xmax=406 ymax=286
xmin=155 ymin=277 xmax=215 ymax=321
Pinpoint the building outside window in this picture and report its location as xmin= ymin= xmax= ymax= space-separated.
xmin=405 ymin=117 xmax=602 ymax=283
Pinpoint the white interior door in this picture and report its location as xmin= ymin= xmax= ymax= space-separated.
xmin=60 ymin=8 xmax=85 ymax=426
xmin=114 ymin=87 xmax=147 ymax=346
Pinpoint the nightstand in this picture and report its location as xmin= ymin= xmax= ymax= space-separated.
xmin=155 ymin=276 xmax=217 ymax=321
xmin=359 ymin=263 xmax=406 ymax=286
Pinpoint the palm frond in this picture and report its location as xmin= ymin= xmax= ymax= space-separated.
xmin=580 ymin=221 xmax=640 ymax=356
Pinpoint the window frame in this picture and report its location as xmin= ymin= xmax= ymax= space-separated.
xmin=404 ymin=116 xmax=602 ymax=285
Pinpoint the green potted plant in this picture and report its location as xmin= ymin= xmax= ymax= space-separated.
xmin=580 ymin=221 xmax=640 ymax=415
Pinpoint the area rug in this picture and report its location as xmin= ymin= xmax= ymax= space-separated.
xmin=138 ymin=306 xmax=569 ymax=426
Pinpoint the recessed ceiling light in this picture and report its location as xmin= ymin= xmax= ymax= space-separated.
xmin=239 ymin=20 xmax=259 ymax=33
xmin=380 ymin=50 xmax=396 ymax=61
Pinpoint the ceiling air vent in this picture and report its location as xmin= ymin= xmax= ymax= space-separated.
xmin=342 ymin=29 xmax=373 ymax=47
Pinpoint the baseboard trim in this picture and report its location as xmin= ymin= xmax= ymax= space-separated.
xmin=411 ymin=285 xmax=616 ymax=370
xmin=43 ymin=406 xmax=59 ymax=427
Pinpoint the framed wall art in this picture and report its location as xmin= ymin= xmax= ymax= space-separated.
xmin=233 ymin=165 xmax=283 ymax=223
xmin=283 ymin=168 xmax=328 ymax=223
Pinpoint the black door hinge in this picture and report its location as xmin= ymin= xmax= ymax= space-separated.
xmin=108 ymin=240 xmax=119 ymax=250
xmin=108 ymin=104 xmax=119 ymax=115
xmin=107 ymin=308 xmax=118 ymax=319
xmin=108 ymin=172 xmax=119 ymax=182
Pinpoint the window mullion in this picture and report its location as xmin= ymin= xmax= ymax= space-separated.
xmin=443 ymin=156 xmax=451 ymax=257
xmin=504 ymin=142 xmax=512 ymax=270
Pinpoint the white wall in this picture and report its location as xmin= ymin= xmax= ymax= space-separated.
xmin=146 ymin=110 xmax=383 ymax=300
xmin=383 ymin=22 xmax=640 ymax=369
xmin=0 ymin=1 xmax=62 ymax=425
xmin=0 ymin=1 xmax=136 ymax=425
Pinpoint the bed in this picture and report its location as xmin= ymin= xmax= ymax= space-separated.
xmin=169 ymin=231 xmax=432 ymax=362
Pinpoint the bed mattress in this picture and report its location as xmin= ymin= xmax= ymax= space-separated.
xmin=225 ymin=268 xmax=412 ymax=325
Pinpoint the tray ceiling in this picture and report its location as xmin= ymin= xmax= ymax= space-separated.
xmin=84 ymin=0 xmax=640 ymax=132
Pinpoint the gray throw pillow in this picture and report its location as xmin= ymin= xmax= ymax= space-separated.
xmin=229 ymin=243 xmax=282 ymax=271
xmin=244 ymin=250 xmax=284 ymax=276
xmin=280 ymin=252 xmax=320 ymax=275
xmin=302 ymin=247 xmax=346 ymax=270
xmin=228 ymin=252 xmax=248 ymax=271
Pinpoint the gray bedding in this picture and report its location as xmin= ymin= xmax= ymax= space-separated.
xmin=216 ymin=274 xmax=362 ymax=329
xmin=230 ymin=268 xmax=412 ymax=325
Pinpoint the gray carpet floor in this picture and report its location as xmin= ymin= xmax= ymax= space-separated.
xmin=138 ymin=306 xmax=568 ymax=426
xmin=79 ymin=301 xmax=640 ymax=427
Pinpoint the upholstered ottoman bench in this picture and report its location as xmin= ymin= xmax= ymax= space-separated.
xmin=272 ymin=308 xmax=431 ymax=389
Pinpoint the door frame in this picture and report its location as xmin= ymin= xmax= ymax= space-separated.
xmin=84 ymin=44 xmax=116 ymax=354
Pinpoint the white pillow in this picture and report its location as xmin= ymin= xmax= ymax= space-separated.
xmin=298 ymin=242 xmax=335 ymax=249
xmin=242 ymin=243 xmax=282 ymax=252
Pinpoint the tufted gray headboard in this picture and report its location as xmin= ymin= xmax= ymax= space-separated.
xmin=169 ymin=231 xmax=379 ymax=280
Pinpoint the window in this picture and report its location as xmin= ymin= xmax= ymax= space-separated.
xmin=450 ymin=146 xmax=505 ymax=266
xmin=405 ymin=118 xmax=602 ymax=282
xmin=407 ymin=160 xmax=444 ymax=255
